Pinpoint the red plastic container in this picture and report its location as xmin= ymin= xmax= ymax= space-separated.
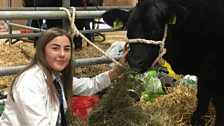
xmin=20 ymin=29 xmax=33 ymax=33
xmin=72 ymin=95 xmax=99 ymax=120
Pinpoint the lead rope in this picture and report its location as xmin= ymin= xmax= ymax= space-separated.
xmin=60 ymin=7 xmax=124 ymax=68
xmin=60 ymin=7 xmax=168 ymax=69
xmin=126 ymin=24 xmax=168 ymax=67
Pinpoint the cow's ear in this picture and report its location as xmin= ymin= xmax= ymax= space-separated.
xmin=102 ymin=9 xmax=130 ymax=29
xmin=169 ymin=5 xmax=189 ymax=27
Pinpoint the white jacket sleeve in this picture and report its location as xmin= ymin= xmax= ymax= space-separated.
xmin=72 ymin=71 xmax=112 ymax=96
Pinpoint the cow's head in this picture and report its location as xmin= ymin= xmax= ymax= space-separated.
xmin=103 ymin=0 xmax=189 ymax=73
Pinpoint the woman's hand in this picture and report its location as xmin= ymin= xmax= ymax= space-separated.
xmin=109 ymin=43 xmax=130 ymax=81
xmin=120 ymin=43 xmax=130 ymax=65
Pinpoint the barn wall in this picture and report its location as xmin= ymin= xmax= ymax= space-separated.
xmin=0 ymin=0 xmax=8 ymax=7
xmin=0 ymin=0 xmax=26 ymax=30
xmin=0 ymin=0 xmax=23 ymax=10
xmin=102 ymin=0 xmax=138 ymax=6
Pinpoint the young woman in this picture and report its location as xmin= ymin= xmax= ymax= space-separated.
xmin=0 ymin=27 xmax=129 ymax=126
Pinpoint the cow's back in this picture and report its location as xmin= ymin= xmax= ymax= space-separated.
xmin=163 ymin=0 xmax=224 ymax=76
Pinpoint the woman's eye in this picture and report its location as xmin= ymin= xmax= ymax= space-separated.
xmin=52 ymin=47 xmax=59 ymax=50
xmin=64 ymin=47 xmax=71 ymax=52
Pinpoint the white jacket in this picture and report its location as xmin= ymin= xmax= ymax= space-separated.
xmin=0 ymin=65 xmax=112 ymax=126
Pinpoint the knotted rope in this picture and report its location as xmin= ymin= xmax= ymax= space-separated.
xmin=126 ymin=24 xmax=168 ymax=67
xmin=60 ymin=7 xmax=168 ymax=69
xmin=60 ymin=7 xmax=124 ymax=68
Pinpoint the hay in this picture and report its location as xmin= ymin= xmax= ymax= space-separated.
xmin=142 ymin=84 xmax=197 ymax=125
xmin=68 ymin=114 xmax=88 ymax=126
xmin=88 ymin=72 xmax=147 ymax=126
xmin=0 ymin=42 xmax=35 ymax=91
xmin=0 ymin=42 xmax=34 ymax=67
xmin=87 ymin=72 xmax=215 ymax=126
xmin=142 ymin=84 xmax=215 ymax=126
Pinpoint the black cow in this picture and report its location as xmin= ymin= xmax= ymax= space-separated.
xmin=22 ymin=0 xmax=97 ymax=49
xmin=102 ymin=0 xmax=224 ymax=125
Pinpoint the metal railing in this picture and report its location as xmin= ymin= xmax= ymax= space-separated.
xmin=0 ymin=3 xmax=131 ymax=76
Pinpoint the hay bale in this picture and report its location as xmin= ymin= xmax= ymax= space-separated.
xmin=0 ymin=42 xmax=35 ymax=91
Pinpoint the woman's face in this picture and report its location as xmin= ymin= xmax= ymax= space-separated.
xmin=45 ymin=35 xmax=72 ymax=73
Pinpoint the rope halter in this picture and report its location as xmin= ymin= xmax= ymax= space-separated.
xmin=126 ymin=24 xmax=168 ymax=67
xmin=60 ymin=7 xmax=124 ymax=68
xmin=60 ymin=7 xmax=80 ymax=37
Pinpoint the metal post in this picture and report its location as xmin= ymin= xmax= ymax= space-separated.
xmin=62 ymin=0 xmax=70 ymax=31
xmin=8 ymin=0 xmax=12 ymax=44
